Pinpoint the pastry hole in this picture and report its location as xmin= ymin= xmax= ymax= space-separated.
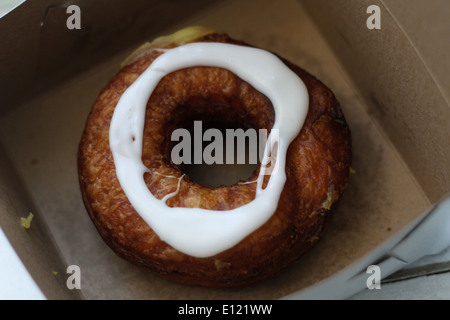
xmin=165 ymin=107 xmax=264 ymax=187
xmin=176 ymin=120 xmax=261 ymax=187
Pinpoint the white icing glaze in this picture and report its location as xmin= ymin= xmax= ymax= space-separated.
xmin=109 ymin=42 xmax=309 ymax=257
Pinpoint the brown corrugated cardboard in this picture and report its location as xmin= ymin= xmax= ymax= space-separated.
xmin=0 ymin=0 xmax=448 ymax=299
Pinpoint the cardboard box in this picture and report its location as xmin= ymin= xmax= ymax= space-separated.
xmin=0 ymin=0 xmax=448 ymax=299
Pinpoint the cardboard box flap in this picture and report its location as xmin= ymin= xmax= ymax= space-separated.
xmin=384 ymin=0 xmax=450 ymax=104
xmin=0 ymin=144 xmax=82 ymax=299
xmin=301 ymin=0 xmax=450 ymax=203
xmin=0 ymin=0 xmax=221 ymax=115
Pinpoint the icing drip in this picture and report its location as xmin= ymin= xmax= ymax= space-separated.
xmin=109 ymin=42 xmax=309 ymax=257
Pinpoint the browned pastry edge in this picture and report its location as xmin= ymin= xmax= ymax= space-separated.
xmin=78 ymin=31 xmax=352 ymax=287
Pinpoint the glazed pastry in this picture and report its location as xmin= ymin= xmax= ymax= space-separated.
xmin=78 ymin=26 xmax=352 ymax=287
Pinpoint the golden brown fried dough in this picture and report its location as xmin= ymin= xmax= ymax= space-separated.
xmin=78 ymin=28 xmax=352 ymax=287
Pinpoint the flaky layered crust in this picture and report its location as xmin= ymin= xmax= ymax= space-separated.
xmin=78 ymin=32 xmax=352 ymax=287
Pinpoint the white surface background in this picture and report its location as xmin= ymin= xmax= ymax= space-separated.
xmin=0 ymin=0 xmax=25 ymax=18
xmin=0 ymin=227 xmax=45 ymax=300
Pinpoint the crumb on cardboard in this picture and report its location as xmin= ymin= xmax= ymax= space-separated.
xmin=20 ymin=212 xmax=34 ymax=229
xmin=51 ymin=270 xmax=58 ymax=276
